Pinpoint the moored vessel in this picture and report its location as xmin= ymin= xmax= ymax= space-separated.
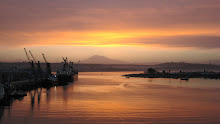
xmin=56 ymin=57 xmax=79 ymax=84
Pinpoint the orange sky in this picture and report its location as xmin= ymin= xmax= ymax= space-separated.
xmin=0 ymin=0 xmax=220 ymax=63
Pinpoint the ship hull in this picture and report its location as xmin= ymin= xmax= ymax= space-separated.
xmin=57 ymin=74 xmax=78 ymax=85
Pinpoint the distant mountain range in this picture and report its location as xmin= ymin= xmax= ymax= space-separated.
xmin=204 ymin=60 xmax=220 ymax=65
xmin=81 ymin=55 xmax=129 ymax=64
xmin=153 ymin=62 xmax=220 ymax=71
xmin=80 ymin=55 xmax=220 ymax=65
xmin=1 ymin=61 xmax=220 ymax=72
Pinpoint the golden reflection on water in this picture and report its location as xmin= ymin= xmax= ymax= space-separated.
xmin=1 ymin=72 xmax=220 ymax=124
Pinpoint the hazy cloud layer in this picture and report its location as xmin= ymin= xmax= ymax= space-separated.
xmin=122 ymin=35 xmax=220 ymax=49
xmin=1 ymin=0 xmax=220 ymax=32
xmin=0 ymin=0 xmax=220 ymax=49
xmin=1 ymin=32 xmax=220 ymax=49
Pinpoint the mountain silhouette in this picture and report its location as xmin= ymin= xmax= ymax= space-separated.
xmin=81 ymin=55 xmax=129 ymax=64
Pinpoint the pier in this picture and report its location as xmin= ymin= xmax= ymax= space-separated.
xmin=0 ymin=48 xmax=56 ymax=98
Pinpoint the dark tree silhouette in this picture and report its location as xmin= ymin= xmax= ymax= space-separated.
xmin=147 ymin=68 xmax=157 ymax=74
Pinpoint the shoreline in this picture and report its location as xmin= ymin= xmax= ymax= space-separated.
xmin=123 ymin=71 xmax=220 ymax=79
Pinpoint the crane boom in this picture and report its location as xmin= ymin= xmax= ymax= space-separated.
xmin=29 ymin=51 xmax=37 ymax=64
xmin=42 ymin=53 xmax=51 ymax=74
xmin=73 ymin=60 xmax=80 ymax=68
xmin=24 ymin=48 xmax=31 ymax=64
xmin=42 ymin=53 xmax=48 ymax=63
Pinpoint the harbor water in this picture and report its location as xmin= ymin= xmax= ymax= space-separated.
xmin=1 ymin=71 xmax=220 ymax=124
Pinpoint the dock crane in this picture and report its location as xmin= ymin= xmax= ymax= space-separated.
xmin=42 ymin=54 xmax=48 ymax=63
xmin=24 ymin=48 xmax=34 ymax=69
xmin=29 ymin=50 xmax=41 ymax=69
xmin=29 ymin=51 xmax=37 ymax=65
xmin=42 ymin=53 xmax=51 ymax=75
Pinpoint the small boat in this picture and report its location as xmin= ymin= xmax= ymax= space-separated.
xmin=181 ymin=78 xmax=189 ymax=80
xmin=48 ymin=75 xmax=57 ymax=82
xmin=10 ymin=90 xmax=27 ymax=97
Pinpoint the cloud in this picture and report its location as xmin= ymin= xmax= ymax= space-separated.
xmin=1 ymin=0 xmax=220 ymax=32
xmin=120 ymin=35 xmax=220 ymax=49
xmin=1 ymin=31 xmax=220 ymax=49
xmin=1 ymin=0 xmax=220 ymax=49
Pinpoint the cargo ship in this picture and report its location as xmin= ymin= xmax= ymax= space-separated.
xmin=56 ymin=57 xmax=78 ymax=84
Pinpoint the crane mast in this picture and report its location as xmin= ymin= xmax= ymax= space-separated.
xmin=42 ymin=53 xmax=51 ymax=75
xmin=29 ymin=51 xmax=37 ymax=65
xmin=24 ymin=48 xmax=31 ymax=64
xmin=24 ymin=48 xmax=34 ymax=68
xmin=42 ymin=54 xmax=48 ymax=63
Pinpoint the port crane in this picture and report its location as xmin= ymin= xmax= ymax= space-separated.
xmin=24 ymin=48 xmax=34 ymax=69
xmin=42 ymin=53 xmax=51 ymax=74
xmin=29 ymin=50 xmax=41 ymax=70
xmin=29 ymin=51 xmax=38 ymax=65
xmin=42 ymin=54 xmax=48 ymax=63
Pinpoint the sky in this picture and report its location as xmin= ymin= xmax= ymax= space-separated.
xmin=0 ymin=0 xmax=220 ymax=64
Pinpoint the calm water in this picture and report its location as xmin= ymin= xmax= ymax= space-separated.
xmin=1 ymin=71 xmax=220 ymax=124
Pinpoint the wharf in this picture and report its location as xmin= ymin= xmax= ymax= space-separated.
xmin=11 ymin=78 xmax=48 ymax=91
